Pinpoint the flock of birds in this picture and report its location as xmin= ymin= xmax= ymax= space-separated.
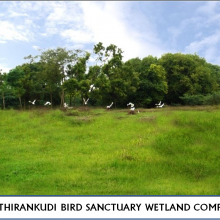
xmin=29 ymin=84 xmax=165 ymax=112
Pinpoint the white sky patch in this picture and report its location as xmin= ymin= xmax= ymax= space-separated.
xmin=0 ymin=21 xmax=30 ymax=42
xmin=65 ymin=44 xmax=86 ymax=50
xmin=185 ymin=32 xmax=220 ymax=53
xmin=0 ymin=40 xmax=6 ymax=44
xmin=33 ymin=45 xmax=40 ymax=51
xmin=0 ymin=63 xmax=11 ymax=73
xmin=77 ymin=2 xmax=167 ymax=61
xmin=9 ymin=11 xmax=29 ymax=17
xmin=45 ymin=2 xmax=82 ymax=31
xmin=61 ymin=29 xmax=94 ymax=44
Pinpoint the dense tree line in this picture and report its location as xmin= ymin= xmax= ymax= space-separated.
xmin=1 ymin=42 xmax=220 ymax=109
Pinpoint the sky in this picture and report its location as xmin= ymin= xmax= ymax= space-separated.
xmin=1 ymin=1 xmax=220 ymax=73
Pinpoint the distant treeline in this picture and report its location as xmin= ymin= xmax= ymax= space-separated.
xmin=1 ymin=42 xmax=220 ymax=109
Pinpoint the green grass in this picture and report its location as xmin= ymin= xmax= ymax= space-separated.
xmin=1 ymin=106 xmax=220 ymax=195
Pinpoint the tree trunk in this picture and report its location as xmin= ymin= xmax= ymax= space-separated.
xmin=60 ymin=89 xmax=65 ymax=107
xmin=23 ymin=99 xmax=26 ymax=110
xmin=69 ymin=94 xmax=72 ymax=106
xmin=19 ymin=96 xmax=22 ymax=110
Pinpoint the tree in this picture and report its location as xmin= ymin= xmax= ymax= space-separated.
xmin=7 ymin=67 xmax=26 ymax=109
xmin=159 ymin=53 xmax=218 ymax=104
xmin=93 ymin=42 xmax=139 ymax=107
xmin=0 ymin=70 xmax=8 ymax=109
xmin=62 ymin=78 xmax=79 ymax=106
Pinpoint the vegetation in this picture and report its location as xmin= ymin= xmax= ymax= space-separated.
xmin=1 ymin=106 xmax=220 ymax=195
xmin=1 ymin=43 xmax=220 ymax=109
xmin=1 ymin=42 xmax=220 ymax=195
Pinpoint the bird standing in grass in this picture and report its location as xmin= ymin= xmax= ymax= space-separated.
xmin=64 ymin=103 xmax=68 ymax=108
xmin=107 ymin=102 xmax=113 ymax=109
xmin=29 ymin=99 xmax=36 ymax=105
xmin=127 ymin=102 xmax=135 ymax=109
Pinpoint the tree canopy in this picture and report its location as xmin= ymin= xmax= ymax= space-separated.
xmin=1 ymin=43 xmax=220 ymax=109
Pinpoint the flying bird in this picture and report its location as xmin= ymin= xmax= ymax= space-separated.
xmin=127 ymin=102 xmax=134 ymax=108
xmin=29 ymin=99 xmax=36 ymax=105
xmin=89 ymin=84 xmax=95 ymax=92
xmin=44 ymin=101 xmax=51 ymax=106
xmin=158 ymin=103 xmax=164 ymax=108
xmin=83 ymin=98 xmax=89 ymax=105
xmin=64 ymin=103 xmax=68 ymax=108
xmin=155 ymin=101 xmax=161 ymax=106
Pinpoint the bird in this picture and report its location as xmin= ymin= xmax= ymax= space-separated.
xmin=44 ymin=101 xmax=51 ymax=106
xmin=107 ymin=102 xmax=113 ymax=109
xmin=127 ymin=102 xmax=135 ymax=111
xmin=158 ymin=103 xmax=164 ymax=108
xmin=83 ymin=98 xmax=89 ymax=105
xmin=89 ymin=84 xmax=95 ymax=92
xmin=127 ymin=102 xmax=134 ymax=108
xmin=64 ymin=103 xmax=68 ymax=108
xmin=155 ymin=101 xmax=161 ymax=106
xmin=29 ymin=99 xmax=36 ymax=105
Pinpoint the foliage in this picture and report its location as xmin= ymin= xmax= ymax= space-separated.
xmin=3 ymin=45 xmax=220 ymax=108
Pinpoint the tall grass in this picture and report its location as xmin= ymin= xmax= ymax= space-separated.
xmin=1 ymin=106 xmax=220 ymax=195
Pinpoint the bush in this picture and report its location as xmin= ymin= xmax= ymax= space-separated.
xmin=180 ymin=92 xmax=220 ymax=106
xmin=180 ymin=94 xmax=205 ymax=106
xmin=204 ymin=92 xmax=220 ymax=105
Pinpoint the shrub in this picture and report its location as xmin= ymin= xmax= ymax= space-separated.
xmin=180 ymin=94 xmax=205 ymax=106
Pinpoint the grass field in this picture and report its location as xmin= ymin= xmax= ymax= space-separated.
xmin=1 ymin=106 xmax=220 ymax=195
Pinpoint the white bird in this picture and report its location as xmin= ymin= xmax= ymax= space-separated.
xmin=83 ymin=98 xmax=89 ymax=105
xmin=158 ymin=103 xmax=164 ymax=108
xmin=89 ymin=84 xmax=95 ymax=92
xmin=44 ymin=101 xmax=51 ymax=106
xmin=107 ymin=102 xmax=113 ymax=109
xmin=127 ymin=102 xmax=136 ymax=111
xmin=127 ymin=102 xmax=134 ymax=108
xmin=155 ymin=101 xmax=161 ymax=106
xmin=29 ymin=99 xmax=36 ymax=105
xmin=64 ymin=103 xmax=68 ymax=108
